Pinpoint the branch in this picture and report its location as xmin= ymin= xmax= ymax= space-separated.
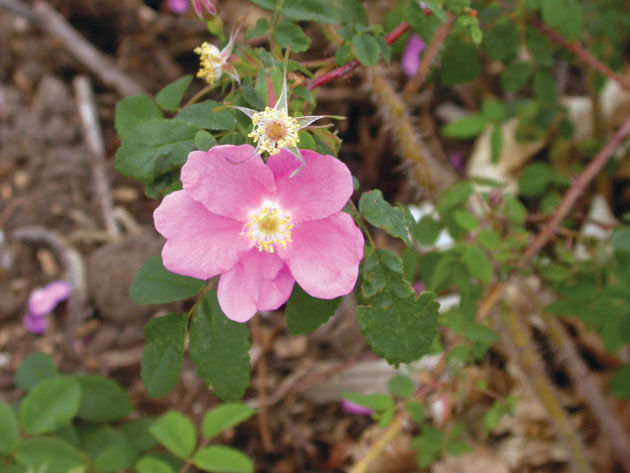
xmin=531 ymin=19 xmax=630 ymax=92
xmin=524 ymin=116 xmax=630 ymax=260
xmin=306 ymin=21 xmax=411 ymax=91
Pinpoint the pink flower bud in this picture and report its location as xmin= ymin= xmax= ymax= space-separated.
xmin=341 ymin=400 xmax=374 ymax=416
xmin=167 ymin=0 xmax=189 ymax=14
xmin=27 ymin=281 xmax=72 ymax=317
xmin=191 ymin=0 xmax=217 ymax=19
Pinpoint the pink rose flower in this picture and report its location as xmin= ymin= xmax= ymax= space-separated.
xmin=401 ymin=34 xmax=426 ymax=78
xmin=153 ymin=145 xmax=364 ymax=322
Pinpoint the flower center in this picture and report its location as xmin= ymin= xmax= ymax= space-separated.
xmin=249 ymin=107 xmax=300 ymax=155
xmin=242 ymin=203 xmax=293 ymax=253
xmin=194 ymin=42 xmax=224 ymax=85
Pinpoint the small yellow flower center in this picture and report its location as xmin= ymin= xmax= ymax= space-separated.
xmin=249 ymin=107 xmax=300 ymax=155
xmin=242 ymin=203 xmax=293 ymax=253
xmin=194 ymin=42 xmax=224 ymax=85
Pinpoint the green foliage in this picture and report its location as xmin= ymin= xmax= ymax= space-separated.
xmin=273 ymin=23 xmax=311 ymax=52
xmin=149 ymin=411 xmax=197 ymax=459
xmin=115 ymin=95 xmax=163 ymax=140
xmin=483 ymin=18 xmax=519 ymax=62
xmin=440 ymin=39 xmax=481 ymax=86
xmin=15 ymin=437 xmax=89 ymax=473
xmin=141 ymin=314 xmax=187 ymax=398
xmin=441 ymin=114 xmax=487 ymax=138
xmin=189 ymin=292 xmax=251 ymax=402
xmin=518 ymin=162 xmax=555 ymax=197
xmin=285 ymin=284 xmax=341 ymax=335
xmin=388 ymin=374 xmax=415 ymax=398
xmin=76 ymin=375 xmax=132 ymax=423
xmin=357 ymin=248 xmax=439 ymax=365
xmin=15 ymin=351 xmax=58 ymax=391
xmin=352 ymin=33 xmax=380 ymax=66
xmin=0 ymin=402 xmax=19 ymax=455
xmin=19 ymin=377 xmax=81 ymax=435
xmin=94 ymin=444 xmax=138 ymax=473
xmin=176 ymin=101 xmax=237 ymax=130
xmin=483 ymin=395 xmax=517 ymax=434
xmin=130 ymin=257 xmax=205 ymax=305
xmin=156 ymin=75 xmax=193 ymax=112
xmin=193 ymin=446 xmax=254 ymax=473
xmin=202 ymin=403 xmax=257 ymax=440
xmin=359 ymin=190 xmax=414 ymax=245
xmin=501 ymin=61 xmax=533 ymax=92
xmin=611 ymin=365 xmax=630 ymax=398
xmin=281 ymin=0 xmax=340 ymax=23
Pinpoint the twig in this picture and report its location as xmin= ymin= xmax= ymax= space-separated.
xmin=306 ymin=21 xmax=411 ymax=91
xmin=492 ymin=308 xmax=595 ymax=473
xmin=403 ymin=15 xmax=455 ymax=98
xmin=524 ymin=116 xmax=630 ymax=260
xmin=73 ymin=76 xmax=120 ymax=237
xmin=531 ymin=19 xmax=630 ymax=92
xmin=1 ymin=0 xmax=146 ymax=96
xmin=12 ymin=226 xmax=88 ymax=347
xmin=250 ymin=317 xmax=274 ymax=452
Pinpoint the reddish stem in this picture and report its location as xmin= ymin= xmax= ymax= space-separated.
xmin=524 ymin=116 xmax=630 ymax=260
xmin=531 ymin=19 xmax=630 ymax=92
xmin=306 ymin=21 xmax=411 ymax=90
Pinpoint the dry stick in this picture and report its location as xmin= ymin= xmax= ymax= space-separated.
xmin=0 ymin=0 xmax=146 ymax=96
xmin=348 ymin=413 xmax=406 ymax=473
xmin=493 ymin=309 xmax=595 ymax=473
xmin=12 ymin=226 xmax=88 ymax=348
xmin=531 ymin=19 xmax=630 ymax=92
xmin=73 ymin=76 xmax=120 ymax=238
xmin=306 ymin=21 xmax=411 ymax=91
xmin=403 ymin=15 xmax=455 ymax=98
xmin=524 ymin=115 xmax=630 ymax=261
xmin=250 ymin=317 xmax=274 ymax=452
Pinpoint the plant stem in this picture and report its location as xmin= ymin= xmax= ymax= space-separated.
xmin=349 ymin=200 xmax=376 ymax=248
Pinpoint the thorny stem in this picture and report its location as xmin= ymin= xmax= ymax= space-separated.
xmin=531 ymin=19 xmax=630 ymax=92
xmin=306 ymin=21 xmax=411 ymax=90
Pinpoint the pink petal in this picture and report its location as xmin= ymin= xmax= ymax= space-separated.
xmin=267 ymin=149 xmax=354 ymax=223
xmin=23 ymin=313 xmax=48 ymax=335
xmin=28 ymin=281 xmax=72 ymax=317
xmin=181 ymin=146 xmax=276 ymax=222
xmin=401 ymin=34 xmax=426 ymax=78
xmin=341 ymin=400 xmax=374 ymax=416
xmin=167 ymin=0 xmax=189 ymax=14
xmin=154 ymin=190 xmax=250 ymax=280
xmin=278 ymin=212 xmax=364 ymax=299
xmin=218 ymin=249 xmax=295 ymax=322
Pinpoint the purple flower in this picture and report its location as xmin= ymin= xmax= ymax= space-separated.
xmin=401 ymin=34 xmax=426 ymax=78
xmin=167 ymin=0 xmax=189 ymax=14
xmin=23 ymin=313 xmax=48 ymax=335
xmin=341 ymin=400 xmax=374 ymax=416
xmin=191 ymin=0 xmax=217 ymax=19
xmin=449 ymin=152 xmax=465 ymax=173
xmin=28 ymin=281 xmax=72 ymax=317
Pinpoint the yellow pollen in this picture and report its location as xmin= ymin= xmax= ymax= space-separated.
xmin=248 ymin=107 xmax=300 ymax=155
xmin=242 ymin=204 xmax=293 ymax=253
xmin=194 ymin=42 xmax=224 ymax=85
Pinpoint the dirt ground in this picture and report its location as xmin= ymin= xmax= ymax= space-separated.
xmin=2 ymin=1 xmax=630 ymax=472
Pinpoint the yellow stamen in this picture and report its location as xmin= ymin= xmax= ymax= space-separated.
xmin=242 ymin=203 xmax=293 ymax=253
xmin=248 ymin=107 xmax=300 ymax=155
xmin=194 ymin=42 xmax=224 ymax=85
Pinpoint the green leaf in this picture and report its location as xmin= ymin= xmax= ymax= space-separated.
xmin=15 ymin=351 xmax=58 ymax=391
xmin=189 ymin=292 xmax=251 ymax=402
xmin=114 ymin=119 xmax=199 ymax=183
xmin=388 ymin=375 xmax=415 ymax=398
xmin=611 ymin=364 xmax=630 ymax=398
xmin=441 ymin=114 xmax=487 ymax=138
xmin=412 ymin=425 xmax=444 ymax=468
xmin=490 ymin=125 xmax=503 ymax=164
xmin=0 ymin=402 xmax=19 ymax=455
xmin=120 ymin=418 xmax=158 ymax=452
xmin=78 ymin=425 xmax=125 ymax=460
xmin=352 ymin=33 xmax=380 ymax=66
xmin=453 ymin=209 xmax=479 ymax=231
xmin=15 ymin=437 xmax=88 ymax=473
xmin=281 ymin=0 xmax=340 ymax=24
xmin=533 ymin=69 xmax=557 ymax=103
xmin=477 ymin=229 xmax=501 ymax=250
xmin=285 ymin=285 xmax=341 ymax=335
xmin=194 ymin=130 xmax=217 ymax=151
xmin=76 ymin=375 xmax=132 ymax=423
xmin=250 ymin=0 xmax=277 ymax=9
xmin=177 ymin=101 xmax=238 ymax=131
xmin=437 ymin=182 xmax=473 ymax=211
xmin=202 ymin=403 xmax=257 ymax=440
xmin=481 ymin=100 xmax=506 ymax=122
xmin=518 ymin=162 xmax=554 ymax=197
xmin=561 ymin=1 xmax=584 ymax=41
xmin=483 ymin=18 xmax=519 ymax=62
xmin=504 ymin=195 xmax=526 ymax=224
xmin=357 ymin=248 xmax=439 ymax=365
xmin=416 ymin=216 xmax=442 ymax=246
xmin=273 ymin=23 xmax=311 ymax=52
xmin=19 ymin=377 xmax=81 ymax=435
xmin=359 ymin=190 xmax=413 ymax=245
xmin=342 ymin=392 xmax=393 ymax=411
xmin=445 ymin=440 xmax=473 ymax=456
xmin=244 ymin=18 xmax=270 ymax=39
xmin=130 ymin=256 xmax=205 ymax=305
xmin=156 ymin=75 xmax=193 ymax=112
xmin=193 ymin=446 xmax=253 ymax=473
xmin=142 ymin=314 xmax=187 ymax=398
xmin=526 ymin=26 xmax=553 ymax=66
xmin=612 ymin=227 xmax=630 ymax=253
xmin=114 ymin=95 xmax=163 ymax=140
xmin=406 ymin=400 xmax=425 ymax=423
xmin=463 ymin=245 xmax=492 ymax=283
xmin=501 ymin=61 xmax=533 ymax=92
xmin=440 ymin=39 xmax=480 ymax=86
xmin=136 ymin=456 xmax=176 ymax=473
xmin=149 ymin=411 xmax=196 ymax=459
xmin=542 ymin=0 xmax=565 ymax=28
xmin=483 ymin=396 xmax=516 ymax=434
xmin=94 ymin=444 xmax=138 ymax=473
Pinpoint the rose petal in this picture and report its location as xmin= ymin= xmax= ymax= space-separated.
xmin=218 ymin=249 xmax=295 ymax=322
xmin=278 ymin=212 xmax=364 ymax=299
xmin=267 ymin=149 xmax=354 ymax=223
xmin=28 ymin=281 xmax=72 ymax=317
xmin=401 ymin=34 xmax=426 ymax=78
xmin=23 ymin=313 xmax=48 ymax=335
xmin=154 ymin=190 xmax=250 ymax=280
xmin=181 ymin=145 xmax=276 ymax=221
